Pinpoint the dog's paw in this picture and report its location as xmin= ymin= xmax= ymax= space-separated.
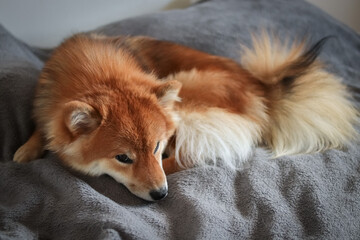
xmin=162 ymin=156 xmax=184 ymax=175
xmin=13 ymin=130 xmax=44 ymax=163
xmin=13 ymin=144 xmax=38 ymax=163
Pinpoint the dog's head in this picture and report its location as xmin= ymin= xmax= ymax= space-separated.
xmin=44 ymin=35 xmax=181 ymax=201
xmin=59 ymin=79 xmax=180 ymax=201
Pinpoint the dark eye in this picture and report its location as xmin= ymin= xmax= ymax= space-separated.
xmin=115 ymin=154 xmax=133 ymax=164
xmin=154 ymin=141 xmax=160 ymax=154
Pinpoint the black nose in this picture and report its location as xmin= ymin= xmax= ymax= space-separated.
xmin=149 ymin=186 xmax=168 ymax=201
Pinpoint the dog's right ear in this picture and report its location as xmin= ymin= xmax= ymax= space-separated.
xmin=63 ymin=101 xmax=101 ymax=136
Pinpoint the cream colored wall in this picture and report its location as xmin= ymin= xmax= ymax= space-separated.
xmin=0 ymin=0 xmax=192 ymax=48
xmin=306 ymin=0 xmax=360 ymax=32
xmin=0 ymin=0 xmax=358 ymax=48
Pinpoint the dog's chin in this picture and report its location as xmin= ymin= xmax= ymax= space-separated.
xmin=119 ymin=183 xmax=157 ymax=202
xmin=125 ymin=184 xmax=168 ymax=202
xmin=131 ymin=190 xmax=157 ymax=202
xmin=107 ymin=172 xmax=169 ymax=201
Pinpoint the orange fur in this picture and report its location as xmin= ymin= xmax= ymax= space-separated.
xmin=13 ymin=33 xmax=358 ymax=201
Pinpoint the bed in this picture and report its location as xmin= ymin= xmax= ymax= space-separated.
xmin=1 ymin=0 xmax=359 ymax=239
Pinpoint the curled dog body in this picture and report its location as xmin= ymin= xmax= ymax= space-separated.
xmin=14 ymin=33 xmax=358 ymax=201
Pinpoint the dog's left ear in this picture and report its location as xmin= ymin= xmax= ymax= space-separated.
xmin=153 ymin=80 xmax=182 ymax=108
xmin=63 ymin=101 xmax=102 ymax=136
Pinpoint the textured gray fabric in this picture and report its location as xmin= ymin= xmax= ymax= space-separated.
xmin=1 ymin=0 xmax=360 ymax=239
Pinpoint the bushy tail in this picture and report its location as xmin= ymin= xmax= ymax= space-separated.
xmin=241 ymin=32 xmax=358 ymax=157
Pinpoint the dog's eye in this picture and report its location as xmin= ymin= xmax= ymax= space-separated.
xmin=154 ymin=141 xmax=160 ymax=154
xmin=115 ymin=154 xmax=133 ymax=164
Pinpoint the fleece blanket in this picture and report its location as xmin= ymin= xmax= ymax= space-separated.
xmin=1 ymin=0 xmax=359 ymax=239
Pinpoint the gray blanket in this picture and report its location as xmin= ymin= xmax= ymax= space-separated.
xmin=1 ymin=0 xmax=359 ymax=239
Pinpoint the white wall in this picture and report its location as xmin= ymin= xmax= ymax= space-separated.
xmin=0 ymin=0 xmax=358 ymax=48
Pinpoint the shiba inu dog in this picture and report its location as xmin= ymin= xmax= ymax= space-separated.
xmin=13 ymin=32 xmax=358 ymax=201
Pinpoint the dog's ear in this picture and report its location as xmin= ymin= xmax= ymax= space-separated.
xmin=63 ymin=101 xmax=101 ymax=136
xmin=153 ymin=80 xmax=182 ymax=108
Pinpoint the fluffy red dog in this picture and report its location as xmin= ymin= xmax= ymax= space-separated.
xmin=14 ymin=33 xmax=358 ymax=201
